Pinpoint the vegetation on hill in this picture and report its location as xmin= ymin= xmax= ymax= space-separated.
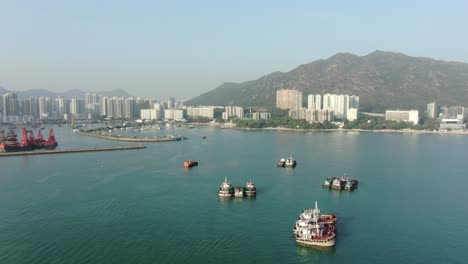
xmin=187 ymin=51 xmax=468 ymax=112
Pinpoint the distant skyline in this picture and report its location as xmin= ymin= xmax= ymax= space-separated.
xmin=1 ymin=0 xmax=468 ymax=100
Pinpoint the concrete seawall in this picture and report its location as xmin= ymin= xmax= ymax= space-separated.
xmin=0 ymin=146 xmax=146 ymax=157
xmin=76 ymin=131 xmax=188 ymax=142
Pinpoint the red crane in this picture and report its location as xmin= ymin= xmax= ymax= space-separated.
xmin=20 ymin=128 xmax=35 ymax=147
xmin=44 ymin=128 xmax=58 ymax=149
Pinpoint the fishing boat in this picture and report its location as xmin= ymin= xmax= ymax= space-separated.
xmin=344 ymin=179 xmax=359 ymax=191
xmin=183 ymin=160 xmax=198 ymax=168
xmin=322 ymin=177 xmax=336 ymax=189
xmin=285 ymin=154 xmax=297 ymax=167
xmin=331 ymin=178 xmax=344 ymax=190
xmin=218 ymin=177 xmax=234 ymax=198
xmin=293 ymin=201 xmax=336 ymax=247
xmin=277 ymin=157 xmax=286 ymax=167
xmin=245 ymin=180 xmax=256 ymax=197
xmin=234 ymin=186 xmax=245 ymax=198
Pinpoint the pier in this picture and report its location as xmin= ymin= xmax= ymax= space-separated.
xmin=75 ymin=131 xmax=188 ymax=142
xmin=0 ymin=146 xmax=146 ymax=157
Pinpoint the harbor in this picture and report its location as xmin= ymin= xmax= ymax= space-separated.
xmin=0 ymin=125 xmax=465 ymax=264
xmin=0 ymin=145 xmax=146 ymax=157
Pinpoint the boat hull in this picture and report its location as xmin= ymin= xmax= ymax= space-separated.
xmin=0 ymin=145 xmax=33 ymax=152
xmin=296 ymin=236 xmax=335 ymax=247
xmin=184 ymin=161 xmax=198 ymax=168
xmin=218 ymin=193 xmax=232 ymax=198
xmin=245 ymin=191 xmax=256 ymax=197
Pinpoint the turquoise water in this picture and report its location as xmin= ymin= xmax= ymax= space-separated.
xmin=0 ymin=126 xmax=467 ymax=263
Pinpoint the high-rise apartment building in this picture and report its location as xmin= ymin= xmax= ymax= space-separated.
xmin=276 ymin=89 xmax=302 ymax=109
xmin=70 ymin=98 xmax=85 ymax=116
xmin=426 ymin=102 xmax=439 ymax=119
xmin=2 ymin=93 xmax=19 ymax=117
xmin=308 ymin=93 xmax=359 ymax=120
xmin=222 ymin=106 xmax=244 ymax=120
xmin=307 ymin=94 xmax=322 ymax=110
xmin=187 ymin=107 xmax=214 ymax=119
xmin=124 ymin=98 xmax=135 ymax=118
xmin=85 ymin=93 xmax=100 ymax=114
xmin=164 ymin=109 xmax=184 ymax=120
xmin=167 ymin=97 xmax=175 ymax=109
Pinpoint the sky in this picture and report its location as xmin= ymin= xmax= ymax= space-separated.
xmin=1 ymin=0 xmax=467 ymax=100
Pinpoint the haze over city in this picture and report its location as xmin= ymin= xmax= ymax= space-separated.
xmin=1 ymin=0 xmax=468 ymax=100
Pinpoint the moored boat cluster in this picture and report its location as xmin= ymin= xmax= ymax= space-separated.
xmin=323 ymin=175 xmax=359 ymax=191
xmin=218 ymin=178 xmax=256 ymax=198
xmin=277 ymin=155 xmax=297 ymax=168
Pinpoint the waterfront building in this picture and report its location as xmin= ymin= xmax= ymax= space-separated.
xmin=164 ymin=109 xmax=184 ymax=120
xmin=289 ymin=108 xmax=334 ymax=123
xmin=186 ymin=107 xmax=214 ymax=119
xmin=307 ymin=93 xmax=359 ymax=120
xmin=276 ymin=89 xmax=303 ymax=110
xmin=385 ymin=110 xmax=419 ymax=124
xmin=440 ymin=118 xmax=466 ymax=131
xmin=222 ymin=106 xmax=244 ymax=120
xmin=140 ymin=109 xmax=158 ymax=120
xmin=426 ymin=102 xmax=439 ymax=118
xmin=347 ymin=108 xmax=358 ymax=121
xmin=252 ymin=112 xmax=271 ymax=120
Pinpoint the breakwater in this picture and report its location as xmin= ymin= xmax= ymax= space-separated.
xmin=76 ymin=131 xmax=188 ymax=142
xmin=0 ymin=145 xmax=146 ymax=157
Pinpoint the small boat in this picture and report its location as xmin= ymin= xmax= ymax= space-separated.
xmin=285 ymin=154 xmax=297 ymax=167
xmin=322 ymin=177 xmax=336 ymax=189
xmin=183 ymin=160 xmax=199 ymax=168
xmin=277 ymin=157 xmax=286 ymax=167
xmin=202 ymin=136 xmax=206 ymax=139
xmin=188 ymin=125 xmax=195 ymax=129
xmin=245 ymin=180 xmax=256 ymax=197
xmin=331 ymin=178 xmax=343 ymax=190
xmin=234 ymin=186 xmax=245 ymax=198
xmin=218 ymin=177 xmax=234 ymax=198
xmin=344 ymin=179 xmax=359 ymax=191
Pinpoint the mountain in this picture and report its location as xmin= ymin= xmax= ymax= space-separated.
xmin=0 ymin=88 xmax=133 ymax=99
xmin=0 ymin=87 xmax=10 ymax=94
xmin=187 ymin=51 xmax=468 ymax=112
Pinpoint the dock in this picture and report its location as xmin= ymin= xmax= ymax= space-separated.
xmin=0 ymin=146 xmax=146 ymax=157
xmin=75 ymin=131 xmax=188 ymax=142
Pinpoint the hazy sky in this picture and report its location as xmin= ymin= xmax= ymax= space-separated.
xmin=1 ymin=0 xmax=467 ymax=100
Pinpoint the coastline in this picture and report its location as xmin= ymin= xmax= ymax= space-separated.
xmin=76 ymin=131 xmax=189 ymax=142
xmin=187 ymin=123 xmax=468 ymax=135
